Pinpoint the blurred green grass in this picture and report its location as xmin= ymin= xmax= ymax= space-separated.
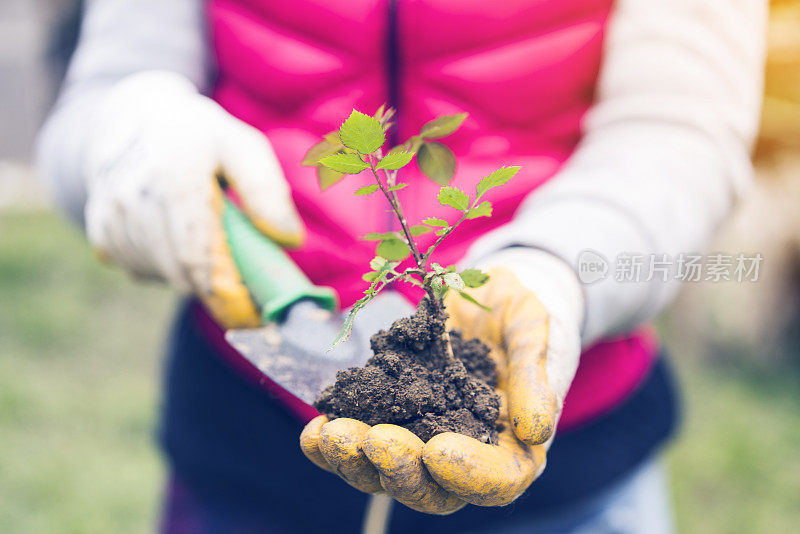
xmin=1 ymin=210 xmax=799 ymax=533
xmin=666 ymin=355 xmax=800 ymax=533
xmin=0 ymin=210 xmax=172 ymax=533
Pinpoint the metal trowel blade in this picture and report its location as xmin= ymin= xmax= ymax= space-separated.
xmin=225 ymin=291 xmax=415 ymax=404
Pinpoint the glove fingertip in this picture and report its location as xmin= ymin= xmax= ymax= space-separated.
xmin=300 ymin=415 xmax=335 ymax=473
xmin=319 ymin=418 xmax=383 ymax=494
xmin=508 ymin=388 xmax=558 ymax=446
xmin=510 ymin=411 xmax=555 ymax=446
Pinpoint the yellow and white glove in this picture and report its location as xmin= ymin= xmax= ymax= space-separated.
xmin=300 ymin=250 xmax=584 ymax=513
xmin=84 ymin=71 xmax=303 ymax=328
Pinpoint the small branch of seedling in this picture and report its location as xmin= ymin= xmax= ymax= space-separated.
xmin=366 ymin=157 xmax=426 ymax=273
xmin=302 ymin=106 xmax=520 ymax=350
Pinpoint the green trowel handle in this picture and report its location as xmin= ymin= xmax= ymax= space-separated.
xmin=221 ymin=197 xmax=338 ymax=322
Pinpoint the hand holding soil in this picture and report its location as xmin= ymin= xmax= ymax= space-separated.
xmin=298 ymin=109 xmax=557 ymax=513
xmin=301 ymin=268 xmax=558 ymax=513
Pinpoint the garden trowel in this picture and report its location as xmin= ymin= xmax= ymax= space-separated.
xmin=220 ymin=197 xmax=414 ymax=404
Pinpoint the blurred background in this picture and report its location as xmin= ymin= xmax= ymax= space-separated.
xmin=1 ymin=0 xmax=798 ymax=532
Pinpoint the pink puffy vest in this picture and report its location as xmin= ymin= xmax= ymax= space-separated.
xmin=206 ymin=0 xmax=658 ymax=430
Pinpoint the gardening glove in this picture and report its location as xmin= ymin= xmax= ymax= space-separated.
xmin=300 ymin=250 xmax=584 ymax=513
xmin=84 ymin=71 xmax=303 ymax=329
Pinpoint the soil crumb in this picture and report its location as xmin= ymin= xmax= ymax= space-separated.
xmin=314 ymin=298 xmax=501 ymax=443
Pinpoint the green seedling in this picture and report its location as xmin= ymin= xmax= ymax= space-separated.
xmin=303 ymin=107 xmax=520 ymax=350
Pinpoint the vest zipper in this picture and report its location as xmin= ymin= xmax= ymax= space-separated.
xmin=386 ymin=0 xmax=400 ymax=141
xmin=385 ymin=0 xmax=400 ymax=235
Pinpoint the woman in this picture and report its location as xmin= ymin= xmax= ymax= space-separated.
xmin=38 ymin=0 xmax=766 ymax=532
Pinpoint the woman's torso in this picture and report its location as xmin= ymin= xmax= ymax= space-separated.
xmin=206 ymin=0 xmax=653 ymax=430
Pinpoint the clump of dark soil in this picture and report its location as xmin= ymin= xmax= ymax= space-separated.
xmin=314 ymin=298 xmax=501 ymax=443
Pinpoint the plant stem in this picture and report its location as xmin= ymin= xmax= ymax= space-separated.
xmin=441 ymin=329 xmax=455 ymax=359
xmin=366 ymin=155 xmax=455 ymax=361
xmin=367 ymin=158 xmax=438 ymax=305
xmin=422 ymin=218 xmax=463 ymax=266
xmin=421 ymin=201 xmax=476 ymax=266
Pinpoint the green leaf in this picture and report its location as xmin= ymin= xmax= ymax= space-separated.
xmin=303 ymin=143 xmax=340 ymax=167
xmin=459 ymin=268 xmax=490 ymax=288
xmin=380 ymin=259 xmax=400 ymax=275
xmin=376 ymin=237 xmax=411 ymax=261
xmin=362 ymin=271 xmax=380 ymax=282
xmin=477 ymin=166 xmax=520 ymax=198
xmin=409 ymin=225 xmax=432 ymax=235
xmin=419 ymin=113 xmax=468 ymax=139
xmin=355 ymin=184 xmax=379 ymax=195
xmin=302 ymin=139 xmax=342 ymax=166
xmin=466 ymin=201 xmax=493 ymax=219
xmin=370 ymin=257 xmax=388 ymax=271
xmin=443 ymin=272 xmax=465 ymax=290
xmin=339 ymin=109 xmax=385 ymax=153
xmin=431 ymin=276 xmax=448 ymax=300
xmin=374 ymin=105 xmax=395 ymax=128
xmin=389 ymin=183 xmax=408 ymax=191
xmin=323 ymin=131 xmax=342 ymax=145
xmin=437 ymin=186 xmax=469 ymax=211
xmin=377 ymin=152 xmax=414 ymax=170
xmin=458 ymin=290 xmax=492 ymax=311
xmin=400 ymin=274 xmax=423 ymax=288
xmin=362 ymin=231 xmax=398 ymax=241
xmin=386 ymin=144 xmax=409 ymax=155
xmin=430 ymin=263 xmax=446 ymax=274
xmin=417 ymin=142 xmax=456 ymax=185
xmin=316 ymin=166 xmax=345 ymax=190
xmin=320 ymin=153 xmax=369 ymax=174
xmin=330 ymin=296 xmax=371 ymax=349
xmin=435 ymin=227 xmax=449 ymax=236
xmin=406 ymin=136 xmax=425 ymax=154
xmin=423 ymin=217 xmax=449 ymax=227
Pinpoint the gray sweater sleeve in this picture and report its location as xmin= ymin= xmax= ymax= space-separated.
xmin=36 ymin=0 xmax=206 ymax=224
xmin=467 ymin=0 xmax=768 ymax=343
